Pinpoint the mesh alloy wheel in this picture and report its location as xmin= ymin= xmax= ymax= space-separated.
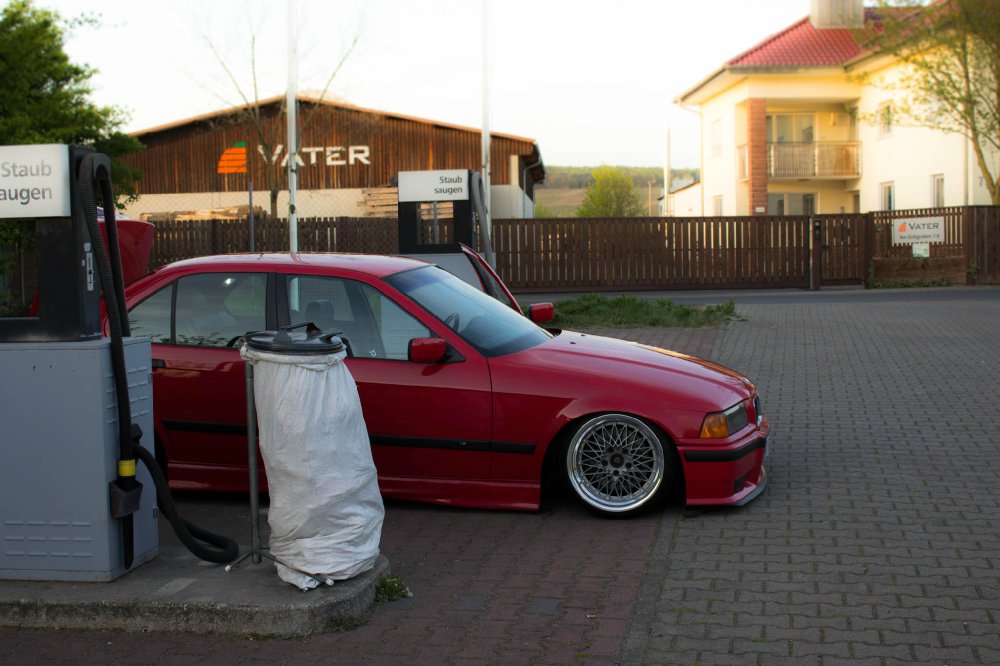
xmin=566 ymin=414 xmax=667 ymax=514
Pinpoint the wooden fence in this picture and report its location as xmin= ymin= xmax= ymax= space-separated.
xmin=493 ymin=216 xmax=811 ymax=291
xmin=4 ymin=207 xmax=997 ymax=314
xmin=144 ymin=206 xmax=999 ymax=291
xmin=150 ymin=216 xmax=399 ymax=267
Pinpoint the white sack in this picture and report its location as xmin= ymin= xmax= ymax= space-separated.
xmin=241 ymin=346 xmax=384 ymax=590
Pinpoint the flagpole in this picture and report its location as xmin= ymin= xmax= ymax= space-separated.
xmin=286 ymin=0 xmax=298 ymax=253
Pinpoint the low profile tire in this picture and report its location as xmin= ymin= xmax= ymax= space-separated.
xmin=565 ymin=414 xmax=671 ymax=515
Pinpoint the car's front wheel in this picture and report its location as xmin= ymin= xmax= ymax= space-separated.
xmin=565 ymin=414 xmax=671 ymax=515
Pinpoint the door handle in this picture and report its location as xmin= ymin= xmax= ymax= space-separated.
xmin=151 ymin=358 xmax=166 ymax=369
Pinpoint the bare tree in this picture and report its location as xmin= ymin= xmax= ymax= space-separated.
xmin=200 ymin=5 xmax=357 ymax=216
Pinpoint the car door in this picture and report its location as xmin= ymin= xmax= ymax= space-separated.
xmin=128 ymin=269 xmax=272 ymax=490
xmin=280 ymin=272 xmax=492 ymax=482
xmin=458 ymin=243 xmax=522 ymax=312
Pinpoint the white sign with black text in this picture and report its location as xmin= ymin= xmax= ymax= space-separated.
xmin=0 ymin=144 xmax=71 ymax=219
xmin=892 ymin=216 xmax=945 ymax=244
xmin=398 ymin=169 xmax=470 ymax=202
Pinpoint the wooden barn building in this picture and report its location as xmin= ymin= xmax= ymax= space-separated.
xmin=120 ymin=94 xmax=545 ymax=220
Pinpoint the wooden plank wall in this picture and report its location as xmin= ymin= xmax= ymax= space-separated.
xmin=141 ymin=207 xmax=999 ymax=290
xmin=492 ymin=216 xmax=811 ymax=291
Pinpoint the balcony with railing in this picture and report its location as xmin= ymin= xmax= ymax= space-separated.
xmin=738 ymin=142 xmax=861 ymax=180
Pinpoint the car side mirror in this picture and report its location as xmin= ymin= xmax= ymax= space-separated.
xmin=527 ymin=302 xmax=555 ymax=324
xmin=408 ymin=337 xmax=448 ymax=363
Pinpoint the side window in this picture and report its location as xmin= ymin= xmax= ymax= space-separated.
xmin=289 ymin=275 xmax=431 ymax=360
xmin=129 ymin=285 xmax=173 ymax=343
xmin=175 ymin=273 xmax=266 ymax=348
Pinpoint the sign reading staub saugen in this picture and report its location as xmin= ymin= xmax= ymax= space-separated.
xmin=892 ymin=216 xmax=945 ymax=244
xmin=0 ymin=144 xmax=71 ymax=218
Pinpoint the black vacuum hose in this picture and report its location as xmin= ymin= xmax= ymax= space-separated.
xmin=77 ymin=151 xmax=238 ymax=565
xmin=78 ymin=153 xmax=136 ymax=567
xmin=134 ymin=445 xmax=239 ymax=563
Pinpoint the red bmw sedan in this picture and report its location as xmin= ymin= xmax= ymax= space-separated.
xmin=123 ymin=251 xmax=769 ymax=516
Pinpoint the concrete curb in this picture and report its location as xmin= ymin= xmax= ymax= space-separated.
xmin=0 ymin=554 xmax=390 ymax=638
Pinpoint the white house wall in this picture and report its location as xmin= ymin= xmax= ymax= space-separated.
xmin=669 ymin=184 xmax=703 ymax=217
xmin=854 ymin=60 xmax=975 ymax=210
xmin=699 ymin=82 xmax=750 ymax=216
xmin=689 ymin=59 xmax=998 ymax=213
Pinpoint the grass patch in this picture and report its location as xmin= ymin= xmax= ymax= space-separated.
xmin=549 ymin=294 xmax=736 ymax=329
xmin=327 ymin=575 xmax=411 ymax=633
xmin=867 ymin=275 xmax=953 ymax=289
xmin=374 ymin=574 xmax=410 ymax=603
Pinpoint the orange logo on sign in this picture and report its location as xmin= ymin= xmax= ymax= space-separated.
xmin=898 ymin=222 xmax=908 ymax=233
xmin=217 ymin=142 xmax=248 ymax=174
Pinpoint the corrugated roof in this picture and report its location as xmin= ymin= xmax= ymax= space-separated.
xmin=727 ymin=10 xmax=877 ymax=68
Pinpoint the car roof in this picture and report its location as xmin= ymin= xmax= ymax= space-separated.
xmin=157 ymin=252 xmax=432 ymax=279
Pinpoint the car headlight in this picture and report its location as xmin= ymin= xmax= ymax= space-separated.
xmin=700 ymin=402 xmax=749 ymax=439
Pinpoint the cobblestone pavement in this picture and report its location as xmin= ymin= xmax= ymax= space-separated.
xmin=623 ymin=296 xmax=1000 ymax=665
xmin=2 ymin=291 xmax=998 ymax=664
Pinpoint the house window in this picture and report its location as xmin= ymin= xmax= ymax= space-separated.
xmin=767 ymin=193 xmax=784 ymax=215
xmin=766 ymin=114 xmax=815 ymax=143
xmin=880 ymin=182 xmax=895 ymax=210
xmin=878 ymin=102 xmax=893 ymax=137
xmin=712 ymin=195 xmax=723 ymax=216
xmin=767 ymin=193 xmax=816 ymax=215
xmin=710 ymin=119 xmax=722 ymax=157
xmin=931 ymin=174 xmax=944 ymax=207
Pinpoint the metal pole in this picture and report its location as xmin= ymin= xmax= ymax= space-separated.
xmin=286 ymin=0 xmax=298 ymax=253
xmin=480 ymin=0 xmax=495 ymax=268
xmin=245 ymin=361 xmax=261 ymax=564
xmin=248 ymin=180 xmax=255 ymax=253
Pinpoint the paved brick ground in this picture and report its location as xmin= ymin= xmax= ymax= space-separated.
xmin=623 ymin=297 xmax=1000 ymax=664
xmin=0 ymin=327 xmax=713 ymax=665
xmin=2 ymin=293 xmax=998 ymax=665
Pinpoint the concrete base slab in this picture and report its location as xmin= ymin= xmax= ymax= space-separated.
xmin=0 ymin=496 xmax=390 ymax=638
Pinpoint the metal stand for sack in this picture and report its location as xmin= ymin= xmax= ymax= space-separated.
xmin=225 ymin=360 xmax=333 ymax=587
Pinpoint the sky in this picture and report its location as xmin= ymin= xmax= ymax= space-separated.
xmin=38 ymin=0 xmax=813 ymax=169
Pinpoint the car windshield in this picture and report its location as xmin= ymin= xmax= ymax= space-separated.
xmin=386 ymin=265 xmax=553 ymax=357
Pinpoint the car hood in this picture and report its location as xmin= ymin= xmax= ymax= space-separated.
xmin=499 ymin=329 xmax=754 ymax=413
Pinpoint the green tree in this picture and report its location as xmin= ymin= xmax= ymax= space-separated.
xmin=575 ymin=165 xmax=645 ymax=218
xmin=0 ymin=0 xmax=144 ymax=203
xmin=860 ymin=0 xmax=1000 ymax=203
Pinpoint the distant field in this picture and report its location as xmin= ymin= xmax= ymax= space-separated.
xmin=533 ymin=187 xmax=585 ymax=217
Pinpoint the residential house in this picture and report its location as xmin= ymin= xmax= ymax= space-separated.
xmin=674 ymin=0 xmax=995 ymax=216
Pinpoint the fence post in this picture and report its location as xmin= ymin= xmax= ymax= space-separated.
xmin=809 ymin=216 xmax=823 ymax=290
xmin=210 ymin=219 xmax=220 ymax=255
xmin=862 ymin=213 xmax=876 ymax=288
xmin=964 ymin=207 xmax=974 ymax=285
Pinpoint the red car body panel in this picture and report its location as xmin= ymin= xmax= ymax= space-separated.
xmin=121 ymin=252 xmax=768 ymax=511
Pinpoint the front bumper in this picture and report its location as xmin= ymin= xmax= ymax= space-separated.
xmin=677 ymin=419 xmax=770 ymax=506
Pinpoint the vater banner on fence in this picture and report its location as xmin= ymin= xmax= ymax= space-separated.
xmin=893 ymin=216 xmax=945 ymax=244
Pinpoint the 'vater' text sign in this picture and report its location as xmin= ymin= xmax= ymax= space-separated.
xmin=892 ymin=216 xmax=945 ymax=244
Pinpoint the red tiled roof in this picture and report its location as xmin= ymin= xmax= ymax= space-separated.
xmin=728 ymin=11 xmax=877 ymax=68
